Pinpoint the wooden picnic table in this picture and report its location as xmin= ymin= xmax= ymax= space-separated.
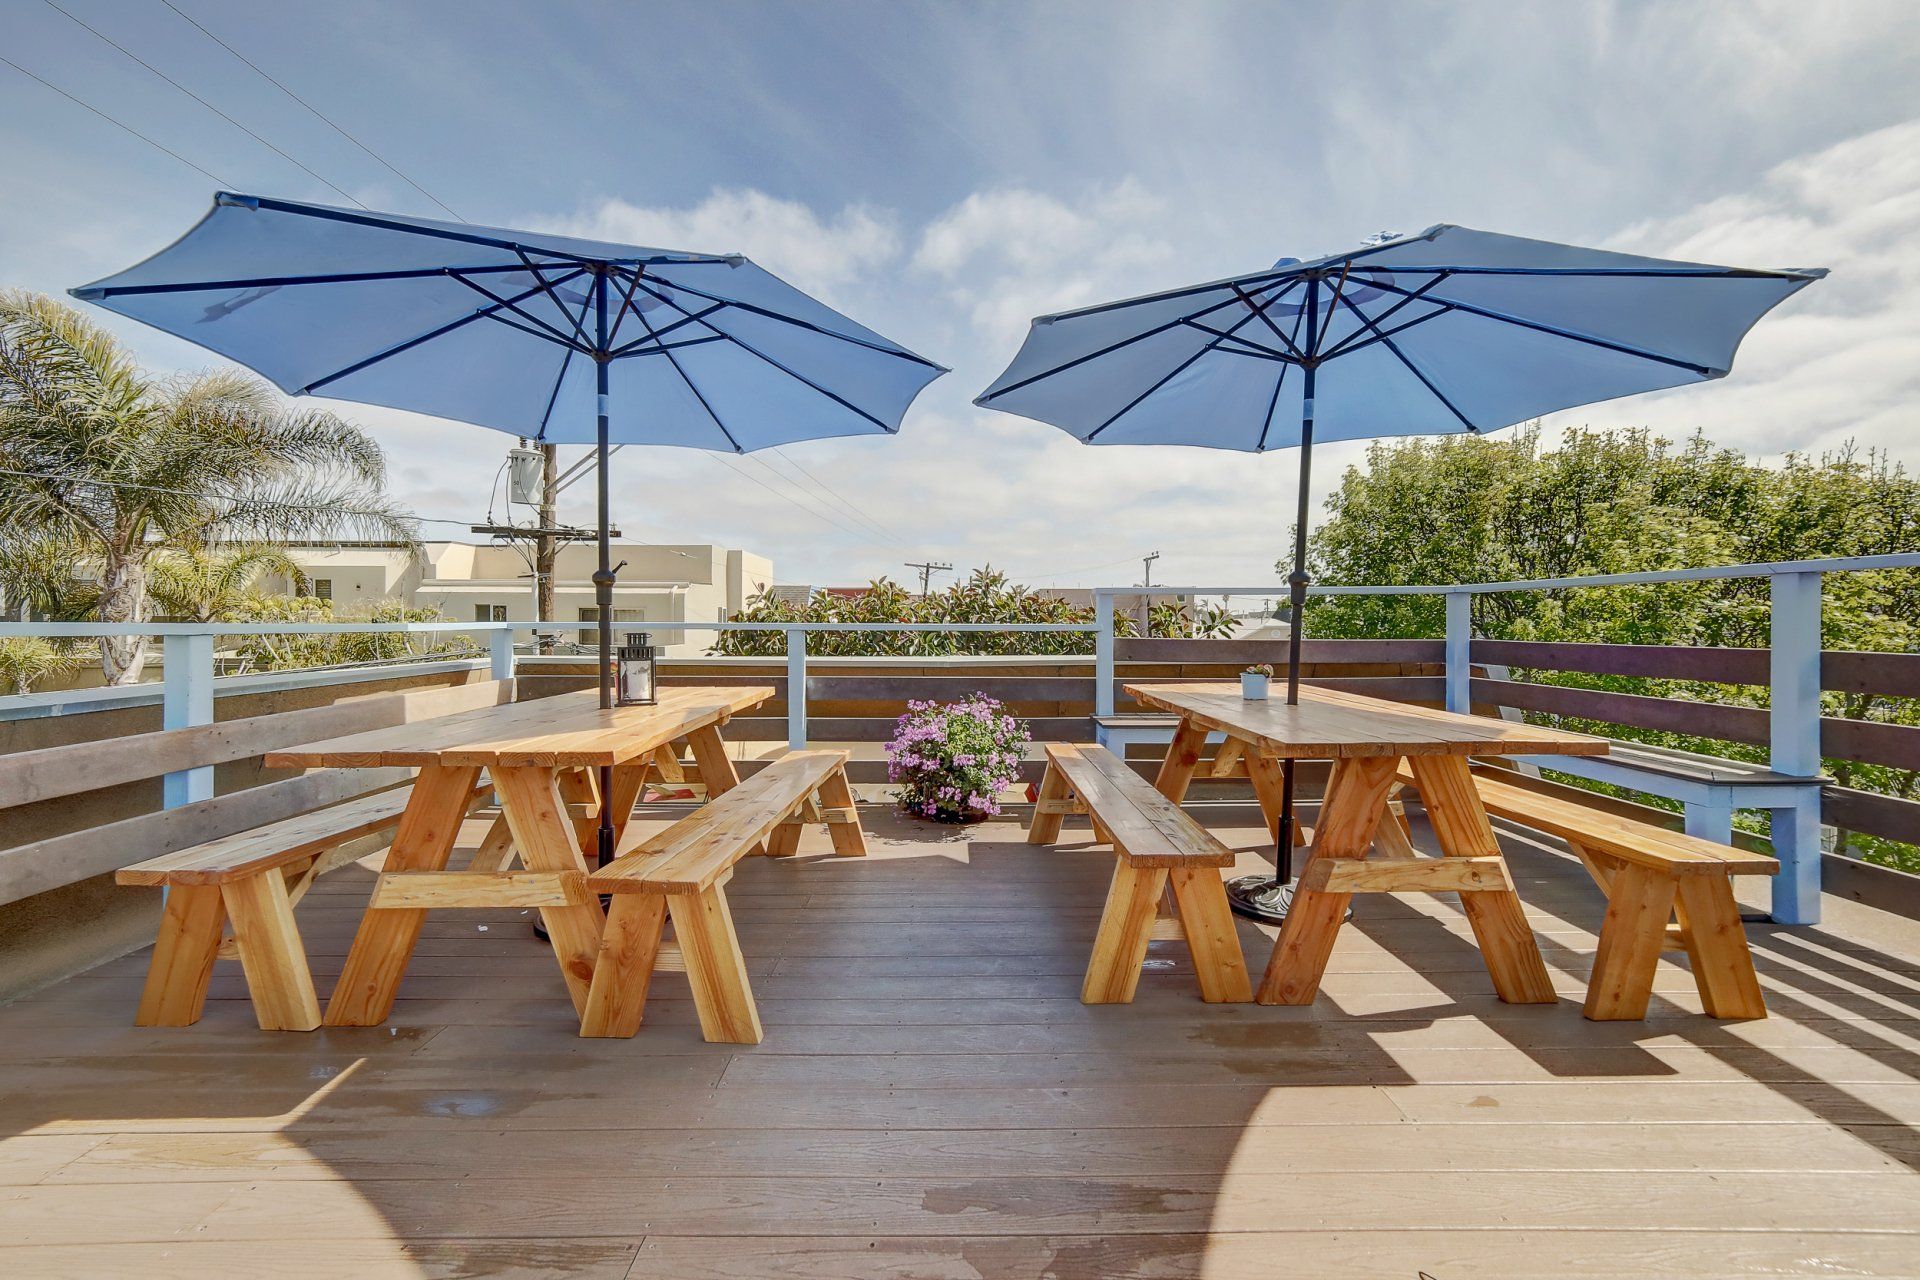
xmin=1125 ymin=682 xmax=1609 ymax=1007
xmin=265 ymin=684 xmax=774 ymax=1027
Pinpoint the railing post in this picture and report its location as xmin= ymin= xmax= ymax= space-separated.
xmin=1443 ymin=590 xmax=1472 ymax=714
xmin=786 ymin=628 xmax=807 ymax=752
xmin=1094 ymin=591 xmax=1115 ymax=718
xmin=1769 ymin=570 xmax=1824 ymax=924
xmin=161 ymin=632 xmax=215 ymax=808
xmin=489 ymin=626 xmax=516 ymax=683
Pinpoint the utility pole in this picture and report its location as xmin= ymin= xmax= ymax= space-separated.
xmin=1141 ymin=551 xmax=1160 ymax=587
xmin=906 ymin=560 xmax=952 ymax=597
xmin=534 ymin=443 xmax=558 ymax=654
xmin=1137 ymin=551 xmax=1161 ymax=633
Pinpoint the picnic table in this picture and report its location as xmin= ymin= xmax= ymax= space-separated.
xmin=1125 ymin=682 xmax=1609 ymax=1007
xmin=265 ymin=685 xmax=773 ymax=1027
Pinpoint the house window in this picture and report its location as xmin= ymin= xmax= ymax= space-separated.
xmin=475 ymin=604 xmax=507 ymax=622
xmin=578 ymin=607 xmax=643 ymax=645
xmin=312 ymin=578 xmax=333 ymax=602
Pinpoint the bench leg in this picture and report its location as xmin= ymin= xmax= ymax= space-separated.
xmin=580 ymin=894 xmax=669 ymax=1038
xmin=668 ymin=882 xmax=762 ymax=1044
xmin=1584 ymin=864 xmax=1678 ymax=1020
xmin=221 ymin=872 xmax=322 ymax=1032
xmin=765 ymin=820 xmax=804 ymax=858
xmin=1152 ymin=718 xmax=1209 ymax=803
xmin=1410 ymin=754 xmax=1557 ymax=1005
xmin=1169 ymin=867 xmax=1252 ymax=1003
xmin=818 ymin=767 xmax=868 ymax=857
xmin=135 ymin=884 xmax=225 ymax=1027
xmin=1675 ymin=875 xmax=1767 ymax=1019
xmin=326 ymin=765 xmax=480 ymax=1027
xmin=1029 ymin=761 xmax=1071 ymax=844
xmin=1083 ymin=859 xmax=1168 ymax=1004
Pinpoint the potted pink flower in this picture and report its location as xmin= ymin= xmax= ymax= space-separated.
xmin=885 ymin=695 xmax=1032 ymax=823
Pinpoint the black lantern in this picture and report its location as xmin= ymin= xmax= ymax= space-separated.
xmin=616 ymin=632 xmax=657 ymax=705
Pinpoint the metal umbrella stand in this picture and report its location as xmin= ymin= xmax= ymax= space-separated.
xmin=975 ymin=224 xmax=1823 ymax=922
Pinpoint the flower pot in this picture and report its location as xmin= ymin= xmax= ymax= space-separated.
xmin=1241 ymin=672 xmax=1270 ymax=700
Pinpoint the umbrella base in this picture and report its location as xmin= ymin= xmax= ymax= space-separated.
xmin=1225 ymin=874 xmax=1353 ymax=925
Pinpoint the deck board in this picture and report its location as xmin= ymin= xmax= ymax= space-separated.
xmin=0 ymin=804 xmax=1916 ymax=1277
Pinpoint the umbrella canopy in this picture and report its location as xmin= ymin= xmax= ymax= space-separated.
xmin=75 ymin=191 xmax=944 ymax=868
xmin=976 ymin=223 xmax=1823 ymax=919
xmin=74 ymin=192 xmax=945 ymax=450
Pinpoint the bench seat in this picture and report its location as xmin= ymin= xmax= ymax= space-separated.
xmin=580 ymin=749 xmax=865 ymax=1043
xmin=116 ymin=775 xmax=493 ymax=1031
xmin=1028 ymin=743 xmax=1251 ymax=1005
xmin=1403 ymin=764 xmax=1778 ymax=1020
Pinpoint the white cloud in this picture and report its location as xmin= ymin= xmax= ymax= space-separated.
xmin=1586 ymin=119 xmax=1920 ymax=461
xmin=548 ymin=189 xmax=901 ymax=299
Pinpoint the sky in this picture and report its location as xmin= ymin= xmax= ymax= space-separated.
xmin=2 ymin=0 xmax=1917 ymax=591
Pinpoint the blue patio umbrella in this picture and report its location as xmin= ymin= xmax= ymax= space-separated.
xmin=976 ymin=224 xmax=1822 ymax=920
xmin=76 ymin=191 xmax=945 ymax=865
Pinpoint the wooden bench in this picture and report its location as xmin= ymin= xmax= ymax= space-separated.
xmin=1029 ymin=743 xmax=1252 ymax=1005
xmin=118 ymin=775 xmax=495 ymax=1030
xmin=580 ymin=749 xmax=866 ymax=1043
xmin=0 ymin=678 xmax=519 ymax=1031
xmin=1403 ymin=765 xmax=1779 ymax=1020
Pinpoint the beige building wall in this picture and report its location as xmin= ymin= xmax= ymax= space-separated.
xmin=269 ymin=541 xmax=773 ymax=655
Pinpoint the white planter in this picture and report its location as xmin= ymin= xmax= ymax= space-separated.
xmin=1240 ymin=672 xmax=1270 ymax=700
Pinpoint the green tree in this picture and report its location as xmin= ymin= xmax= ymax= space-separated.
xmin=0 ymin=636 xmax=84 ymax=696
xmin=0 ymin=291 xmax=415 ymax=683
xmin=1301 ymin=426 xmax=1920 ymax=871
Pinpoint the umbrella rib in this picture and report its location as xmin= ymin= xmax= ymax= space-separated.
xmin=512 ymin=252 xmax=597 ymax=349
xmin=644 ymin=275 xmax=946 ymax=370
xmin=603 ymin=267 xmax=650 ymax=348
xmin=609 ymin=303 xmax=729 ymax=357
xmin=1083 ymin=297 xmax=1283 ymax=442
xmin=447 ymin=273 xmax=592 ymax=352
xmin=1345 ymin=265 xmax=1818 ymax=280
xmin=1317 ymin=272 xmax=1454 ymax=360
xmin=299 ymin=268 xmax=587 ymax=393
xmin=74 ymin=263 xmax=532 ymax=299
xmin=1335 ymin=293 xmax=1475 ymax=429
xmin=1254 ymin=302 xmax=1312 ymax=451
xmin=1178 ymin=319 xmax=1293 ymax=361
xmin=1230 ymin=283 xmax=1309 ymax=359
xmin=981 ymin=279 xmax=1301 ymax=403
xmin=629 ymin=303 xmax=746 ymax=454
xmin=626 ymin=277 xmax=896 ymax=433
xmin=1353 ymin=275 xmax=1720 ymax=375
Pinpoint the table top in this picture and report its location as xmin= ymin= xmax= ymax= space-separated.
xmin=264 ymin=685 xmax=775 ymax=770
xmin=1126 ymin=682 xmax=1610 ymax=761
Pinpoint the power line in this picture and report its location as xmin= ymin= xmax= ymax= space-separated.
xmin=768 ymin=446 xmax=904 ymax=546
xmin=0 ymin=54 xmax=232 ymax=186
xmin=739 ymin=454 xmax=899 ymax=547
xmin=158 ymin=0 xmax=467 ymax=222
xmin=41 ymin=0 xmax=369 ymax=208
xmin=705 ymin=454 xmax=894 ymax=547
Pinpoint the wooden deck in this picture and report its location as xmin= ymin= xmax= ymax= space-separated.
xmin=0 ymin=799 xmax=1916 ymax=1277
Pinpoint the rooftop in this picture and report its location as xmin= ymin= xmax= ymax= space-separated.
xmin=1 ymin=800 xmax=1914 ymax=1277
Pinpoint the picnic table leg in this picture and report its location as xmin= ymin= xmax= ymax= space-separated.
xmin=466 ymin=813 xmax=517 ymax=873
xmin=580 ymin=894 xmax=669 ymax=1038
xmin=1152 ymin=717 xmax=1209 ymax=803
xmin=493 ymin=765 xmax=608 ymax=1018
xmin=686 ymin=724 xmax=741 ymax=799
xmin=325 ymin=764 xmax=481 ymax=1027
xmin=1245 ymin=752 xmax=1310 ymax=846
xmin=556 ymin=767 xmax=600 ymax=858
xmin=1258 ymin=754 xmax=1399 ymax=1005
xmin=135 ymin=884 xmax=225 ymax=1027
xmin=605 ymin=763 xmax=649 ymax=848
xmin=1408 ymin=754 xmax=1557 ymax=1005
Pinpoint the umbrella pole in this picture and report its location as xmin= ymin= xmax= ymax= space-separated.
xmin=592 ymin=271 xmax=617 ymax=870
xmin=1228 ymin=362 xmax=1318 ymax=924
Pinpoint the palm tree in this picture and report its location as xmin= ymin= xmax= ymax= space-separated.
xmin=0 ymin=637 xmax=84 ymax=696
xmin=0 ymin=292 xmax=416 ymax=683
xmin=148 ymin=543 xmax=310 ymax=622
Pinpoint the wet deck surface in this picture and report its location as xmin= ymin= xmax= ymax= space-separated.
xmin=0 ymin=801 xmax=1916 ymax=1278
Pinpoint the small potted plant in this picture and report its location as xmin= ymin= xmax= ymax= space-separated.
xmin=1241 ymin=664 xmax=1273 ymax=700
xmin=886 ymin=695 xmax=1033 ymax=823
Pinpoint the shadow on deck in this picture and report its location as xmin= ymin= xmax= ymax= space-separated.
xmin=0 ymin=803 xmax=1915 ymax=1278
